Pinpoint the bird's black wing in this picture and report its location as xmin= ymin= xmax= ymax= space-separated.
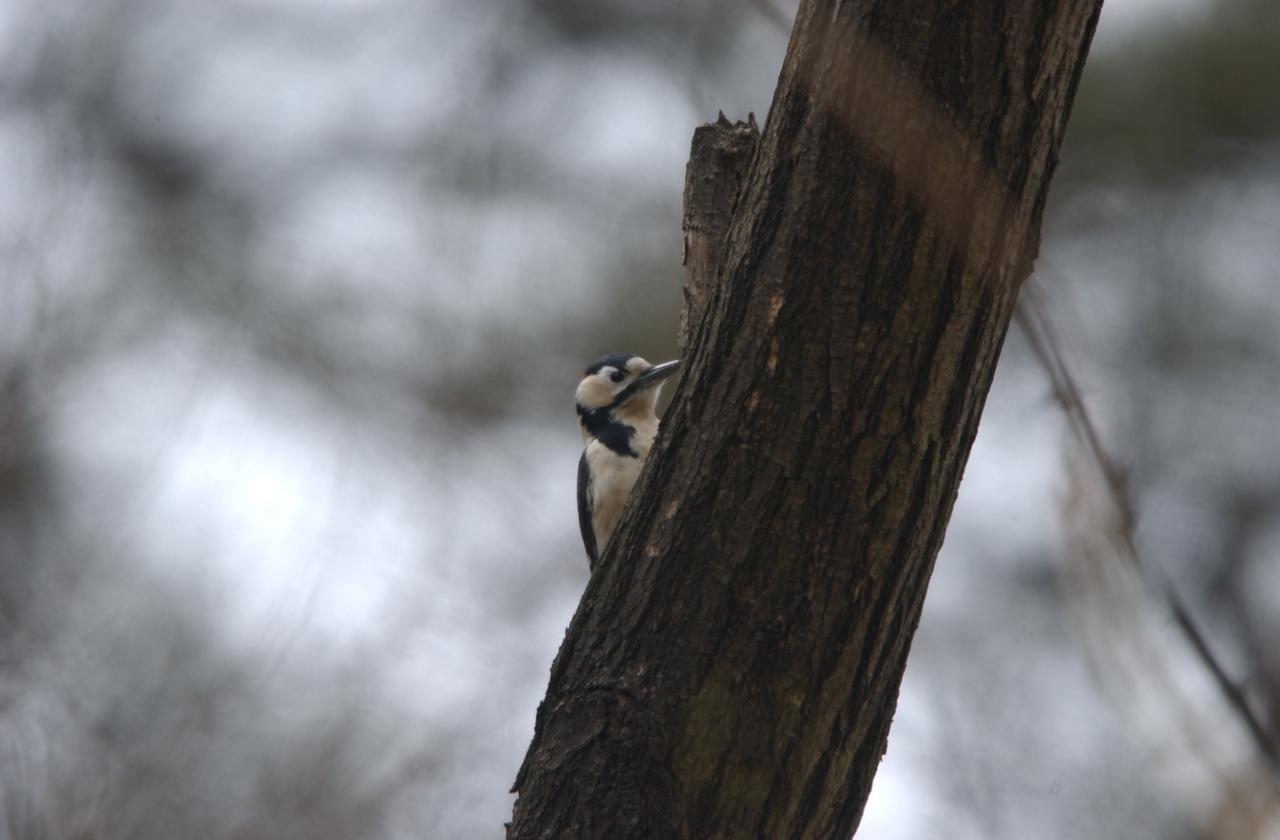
xmin=577 ymin=450 xmax=598 ymax=571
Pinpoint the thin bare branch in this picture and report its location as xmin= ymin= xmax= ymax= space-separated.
xmin=1016 ymin=285 xmax=1280 ymax=784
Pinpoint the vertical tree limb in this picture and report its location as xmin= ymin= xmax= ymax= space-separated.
xmin=679 ymin=113 xmax=759 ymax=354
xmin=510 ymin=1 xmax=1104 ymax=836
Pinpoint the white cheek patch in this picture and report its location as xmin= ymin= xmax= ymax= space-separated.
xmin=576 ymin=375 xmax=615 ymax=409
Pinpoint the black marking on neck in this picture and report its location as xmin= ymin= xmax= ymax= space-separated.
xmin=577 ymin=404 xmax=638 ymax=457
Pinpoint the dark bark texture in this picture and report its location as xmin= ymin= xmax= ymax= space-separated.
xmin=510 ymin=1 xmax=1104 ymax=837
xmin=679 ymin=112 xmax=759 ymax=354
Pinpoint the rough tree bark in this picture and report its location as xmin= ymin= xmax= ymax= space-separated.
xmin=679 ymin=112 xmax=759 ymax=352
xmin=510 ymin=1 xmax=1104 ymax=837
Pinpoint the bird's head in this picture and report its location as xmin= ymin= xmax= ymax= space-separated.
xmin=575 ymin=353 xmax=680 ymax=424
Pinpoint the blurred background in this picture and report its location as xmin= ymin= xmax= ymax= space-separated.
xmin=1 ymin=0 xmax=1278 ymax=837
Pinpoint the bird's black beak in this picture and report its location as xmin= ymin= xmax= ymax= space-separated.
xmin=634 ymin=359 xmax=680 ymax=391
xmin=612 ymin=359 xmax=680 ymax=408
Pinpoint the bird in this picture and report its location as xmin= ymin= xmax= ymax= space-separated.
xmin=575 ymin=352 xmax=680 ymax=572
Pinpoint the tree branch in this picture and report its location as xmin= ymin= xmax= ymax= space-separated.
xmin=679 ymin=112 xmax=759 ymax=354
xmin=510 ymin=1 xmax=1105 ymax=836
xmin=1017 ymin=290 xmax=1280 ymax=781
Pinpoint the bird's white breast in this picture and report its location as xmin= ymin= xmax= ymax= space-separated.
xmin=584 ymin=415 xmax=658 ymax=552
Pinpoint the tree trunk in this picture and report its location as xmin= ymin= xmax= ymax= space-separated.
xmin=509 ymin=1 xmax=1104 ymax=837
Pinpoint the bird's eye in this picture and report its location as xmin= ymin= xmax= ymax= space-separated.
xmin=609 ymin=370 xmax=626 ymax=383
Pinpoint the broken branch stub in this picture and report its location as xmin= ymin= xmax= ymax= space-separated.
xmin=679 ymin=112 xmax=759 ymax=353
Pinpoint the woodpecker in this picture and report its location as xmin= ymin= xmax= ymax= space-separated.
xmin=575 ymin=352 xmax=680 ymax=571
